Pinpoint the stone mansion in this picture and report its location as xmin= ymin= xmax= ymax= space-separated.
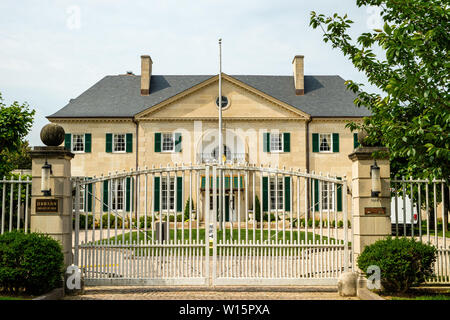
xmin=47 ymin=54 xmax=370 ymax=219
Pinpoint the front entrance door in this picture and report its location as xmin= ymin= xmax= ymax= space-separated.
xmin=214 ymin=194 xmax=232 ymax=221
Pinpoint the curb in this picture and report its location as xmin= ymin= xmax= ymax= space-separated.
xmin=357 ymin=288 xmax=384 ymax=300
xmin=81 ymin=285 xmax=338 ymax=293
xmin=32 ymin=287 xmax=64 ymax=300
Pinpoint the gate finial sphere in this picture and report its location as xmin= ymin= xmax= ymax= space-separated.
xmin=40 ymin=123 xmax=65 ymax=146
xmin=357 ymin=130 xmax=368 ymax=146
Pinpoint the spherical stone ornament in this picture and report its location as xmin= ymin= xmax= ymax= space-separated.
xmin=40 ymin=123 xmax=65 ymax=146
xmin=357 ymin=130 xmax=369 ymax=147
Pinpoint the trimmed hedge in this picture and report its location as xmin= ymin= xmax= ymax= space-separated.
xmin=101 ymin=214 xmax=123 ymax=228
xmin=357 ymin=237 xmax=436 ymax=293
xmin=0 ymin=231 xmax=64 ymax=295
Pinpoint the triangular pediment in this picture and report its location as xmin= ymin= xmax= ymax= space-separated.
xmin=135 ymin=74 xmax=310 ymax=120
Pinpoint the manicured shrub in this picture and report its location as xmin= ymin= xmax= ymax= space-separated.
xmin=139 ymin=215 xmax=153 ymax=229
xmin=101 ymin=214 xmax=122 ymax=228
xmin=0 ymin=231 xmax=64 ymax=295
xmin=184 ymin=198 xmax=195 ymax=221
xmin=357 ymin=237 xmax=437 ymax=293
xmin=168 ymin=214 xmax=184 ymax=222
xmin=73 ymin=213 xmax=94 ymax=229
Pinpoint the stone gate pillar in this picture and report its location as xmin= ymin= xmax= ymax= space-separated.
xmin=348 ymin=146 xmax=391 ymax=267
xmin=30 ymin=124 xmax=74 ymax=267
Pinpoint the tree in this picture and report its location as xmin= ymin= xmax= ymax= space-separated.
xmin=310 ymin=0 xmax=449 ymax=228
xmin=310 ymin=0 xmax=449 ymax=180
xmin=0 ymin=92 xmax=35 ymax=178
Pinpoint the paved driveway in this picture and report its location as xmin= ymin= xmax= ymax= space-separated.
xmin=63 ymin=286 xmax=359 ymax=300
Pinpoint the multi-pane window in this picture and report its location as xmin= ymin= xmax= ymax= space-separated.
xmin=321 ymin=182 xmax=335 ymax=211
xmin=162 ymin=133 xmax=175 ymax=152
xmin=161 ymin=178 xmax=175 ymax=210
xmin=113 ymin=134 xmax=126 ymax=152
xmin=270 ymin=133 xmax=283 ymax=152
xmin=319 ymin=133 xmax=332 ymax=152
xmin=269 ymin=178 xmax=284 ymax=210
xmin=73 ymin=184 xmax=85 ymax=212
xmin=72 ymin=134 xmax=84 ymax=152
xmin=111 ymin=179 xmax=124 ymax=211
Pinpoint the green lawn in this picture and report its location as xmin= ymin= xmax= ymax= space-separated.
xmin=391 ymin=295 xmax=450 ymax=300
xmin=94 ymin=228 xmax=343 ymax=245
xmin=0 ymin=295 xmax=32 ymax=300
xmin=88 ymin=229 xmax=346 ymax=256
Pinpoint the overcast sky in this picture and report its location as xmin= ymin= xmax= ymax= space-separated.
xmin=0 ymin=0 xmax=384 ymax=146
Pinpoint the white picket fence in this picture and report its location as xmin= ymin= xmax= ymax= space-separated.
xmin=73 ymin=163 xmax=350 ymax=286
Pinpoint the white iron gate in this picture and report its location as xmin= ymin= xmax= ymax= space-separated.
xmin=0 ymin=176 xmax=31 ymax=235
xmin=391 ymin=177 xmax=450 ymax=283
xmin=73 ymin=164 xmax=350 ymax=286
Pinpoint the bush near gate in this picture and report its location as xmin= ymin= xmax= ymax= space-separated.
xmin=140 ymin=215 xmax=153 ymax=228
xmin=101 ymin=214 xmax=123 ymax=228
xmin=73 ymin=213 xmax=94 ymax=229
xmin=357 ymin=237 xmax=436 ymax=293
xmin=0 ymin=231 xmax=64 ymax=295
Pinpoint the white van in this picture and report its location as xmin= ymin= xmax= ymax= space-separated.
xmin=390 ymin=195 xmax=418 ymax=230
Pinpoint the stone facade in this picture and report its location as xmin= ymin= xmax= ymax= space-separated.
xmin=48 ymin=56 xmax=368 ymax=224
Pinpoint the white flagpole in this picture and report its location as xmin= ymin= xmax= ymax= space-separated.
xmin=218 ymin=38 xmax=223 ymax=165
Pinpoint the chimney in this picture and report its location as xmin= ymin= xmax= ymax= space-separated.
xmin=292 ymin=55 xmax=304 ymax=95
xmin=140 ymin=55 xmax=153 ymax=95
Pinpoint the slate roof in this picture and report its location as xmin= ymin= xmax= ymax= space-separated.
xmin=47 ymin=74 xmax=371 ymax=118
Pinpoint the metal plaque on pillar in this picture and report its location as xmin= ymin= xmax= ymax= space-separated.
xmin=35 ymin=198 xmax=59 ymax=213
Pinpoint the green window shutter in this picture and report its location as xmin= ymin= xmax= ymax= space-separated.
xmin=102 ymin=180 xmax=109 ymax=212
xmin=126 ymin=133 xmax=133 ymax=153
xmin=311 ymin=179 xmax=319 ymax=211
xmin=154 ymin=133 xmax=161 ymax=152
xmin=105 ymin=133 xmax=112 ymax=153
xmin=263 ymin=132 xmax=270 ymax=152
xmin=312 ymin=133 xmax=319 ymax=152
xmin=175 ymin=133 xmax=182 ymax=152
xmin=262 ymin=177 xmax=268 ymax=212
xmin=154 ymin=177 xmax=160 ymax=211
xmin=284 ymin=177 xmax=291 ymax=211
xmin=64 ymin=133 xmax=71 ymax=151
xmin=131 ymin=177 xmax=135 ymax=212
xmin=337 ymin=177 xmax=343 ymax=212
xmin=201 ymin=176 xmax=205 ymax=189
xmin=332 ymin=133 xmax=339 ymax=153
xmin=283 ymin=133 xmax=290 ymax=152
xmin=126 ymin=177 xmax=131 ymax=211
xmin=84 ymin=134 xmax=92 ymax=153
xmin=353 ymin=133 xmax=360 ymax=149
xmin=176 ymin=176 xmax=183 ymax=212
xmin=86 ymin=178 xmax=92 ymax=212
